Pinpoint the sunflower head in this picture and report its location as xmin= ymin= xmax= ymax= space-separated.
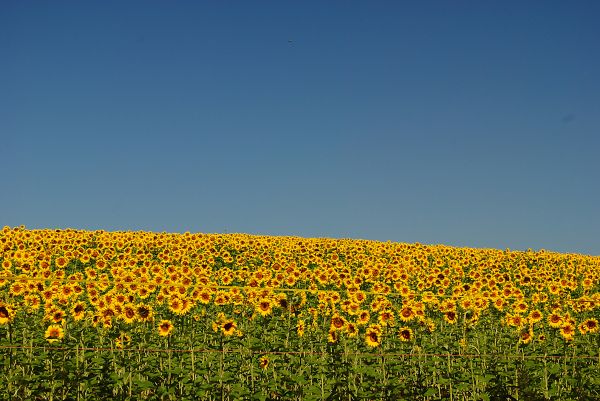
xmin=327 ymin=329 xmax=338 ymax=343
xmin=297 ymin=319 xmax=306 ymax=337
xmin=45 ymin=324 xmax=65 ymax=343
xmin=256 ymin=300 xmax=273 ymax=317
xmin=548 ymin=313 xmax=563 ymax=328
xmin=0 ymin=304 xmax=15 ymax=325
xmin=365 ymin=324 xmax=382 ymax=347
xmin=258 ymin=356 xmax=269 ymax=370
xmin=71 ymin=302 xmax=86 ymax=321
xmin=560 ymin=324 xmax=575 ymax=341
xmin=122 ymin=304 xmax=136 ymax=323
xmin=136 ymin=304 xmax=153 ymax=322
xmin=158 ymin=320 xmax=174 ymax=337
xmin=583 ymin=318 xmax=598 ymax=334
xmin=519 ymin=329 xmax=533 ymax=345
xmin=398 ymin=327 xmax=413 ymax=342
xmin=221 ymin=320 xmax=237 ymax=336
xmin=528 ymin=310 xmax=543 ymax=324
xmin=444 ymin=311 xmax=457 ymax=324
xmin=330 ymin=314 xmax=346 ymax=331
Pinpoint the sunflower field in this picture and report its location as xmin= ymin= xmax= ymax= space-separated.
xmin=0 ymin=226 xmax=599 ymax=400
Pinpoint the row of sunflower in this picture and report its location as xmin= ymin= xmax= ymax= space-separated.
xmin=1 ymin=226 xmax=599 ymax=400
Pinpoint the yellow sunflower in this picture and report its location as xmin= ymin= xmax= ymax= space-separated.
xmin=258 ymin=356 xmax=269 ymax=370
xmin=297 ymin=319 xmax=306 ymax=337
xmin=547 ymin=312 xmax=563 ymax=328
xmin=327 ymin=329 xmax=338 ymax=343
xmin=256 ymin=299 xmax=273 ymax=317
xmin=528 ymin=310 xmax=543 ymax=324
xmin=346 ymin=322 xmax=358 ymax=338
xmin=136 ymin=304 xmax=153 ymax=322
xmin=398 ymin=327 xmax=413 ymax=342
xmin=330 ymin=314 xmax=346 ymax=331
xmin=519 ymin=329 xmax=533 ymax=345
xmin=365 ymin=324 xmax=382 ymax=347
xmin=221 ymin=319 xmax=237 ymax=336
xmin=0 ymin=304 xmax=15 ymax=325
xmin=71 ymin=302 xmax=86 ymax=321
xmin=443 ymin=311 xmax=457 ymax=325
xmin=45 ymin=324 xmax=65 ymax=343
xmin=582 ymin=318 xmax=598 ymax=334
xmin=121 ymin=304 xmax=136 ymax=324
xmin=158 ymin=320 xmax=174 ymax=337
xmin=560 ymin=324 xmax=575 ymax=341
xmin=357 ymin=310 xmax=370 ymax=325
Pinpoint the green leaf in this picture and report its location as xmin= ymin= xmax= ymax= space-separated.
xmin=134 ymin=379 xmax=153 ymax=389
xmin=424 ymin=388 xmax=438 ymax=396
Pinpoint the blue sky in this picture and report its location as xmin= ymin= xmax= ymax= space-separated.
xmin=2 ymin=1 xmax=599 ymax=255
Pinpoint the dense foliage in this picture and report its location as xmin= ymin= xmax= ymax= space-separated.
xmin=1 ymin=226 xmax=599 ymax=400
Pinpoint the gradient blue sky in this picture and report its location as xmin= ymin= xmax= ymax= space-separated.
xmin=2 ymin=1 xmax=599 ymax=255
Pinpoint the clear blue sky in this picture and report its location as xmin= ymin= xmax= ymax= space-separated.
xmin=2 ymin=1 xmax=599 ymax=255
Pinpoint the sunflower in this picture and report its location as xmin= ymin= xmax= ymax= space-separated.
xmin=357 ymin=310 xmax=370 ymax=325
xmin=514 ymin=302 xmax=528 ymax=314
xmin=158 ymin=320 xmax=174 ymax=337
xmin=115 ymin=332 xmax=131 ymax=349
xmin=180 ymin=299 xmax=193 ymax=315
xmin=327 ymin=329 xmax=338 ymax=343
xmin=351 ymin=290 xmax=367 ymax=304
xmin=48 ymin=309 xmax=66 ymax=324
xmin=438 ymin=299 xmax=455 ymax=313
xmin=378 ymin=310 xmax=395 ymax=327
xmin=24 ymin=295 xmax=41 ymax=311
xmin=258 ymin=356 xmax=269 ymax=370
xmin=548 ymin=284 xmax=560 ymax=295
xmin=45 ymin=324 xmax=65 ymax=343
xmin=459 ymin=298 xmax=474 ymax=311
xmin=548 ymin=313 xmax=563 ymax=328
xmin=346 ymin=322 xmax=358 ymax=338
xmin=9 ymin=282 xmax=25 ymax=296
xmin=365 ymin=324 xmax=382 ymax=347
xmin=99 ymin=305 xmax=116 ymax=321
xmin=519 ymin=329 xmax=533 ymax=345
xmin=582 ymin=318 xmax=598 ymax=334
xmin=221 ymin=319 xmax=237 ymax=336
xmin=443 ymin=311 xmax=457 ymax=324
xmin=137 ymin=287 xmax=151 ymax=299
xmin=256 ymin=300 xmax=273 ymax=317
xmin=528 ymin=310 xmax=543 ymax=324
xmin=398 ymin=327 xmax=413 ymax=342
xmin=71 ymin=302 xmax=86 ymax=321
xmin=115 ymin=294 xmax=127 ymax=305
xmin=560 ymin=324 xmax=575 ymax=341
xmin=168 ymin=297 xmax=184 ymax=315
xmin=330 ymin=314 xmax=346 ymax=331
xmin=136 ymin=304 xmax=153 ymax=322
xmin=55 ymin=256 xmax=68 ymax=269
xmin=297 ymin=319 xmax=306 ymax=337
xmin=0 ymin=304 xmax=14 ymax=325
xmin=60 ymin=285 xmax=73 ymax=298
xmin=122 ymin=304 xmax=136 ymax=324
xmin=198 ymin=290 xmax=212 ymax=305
